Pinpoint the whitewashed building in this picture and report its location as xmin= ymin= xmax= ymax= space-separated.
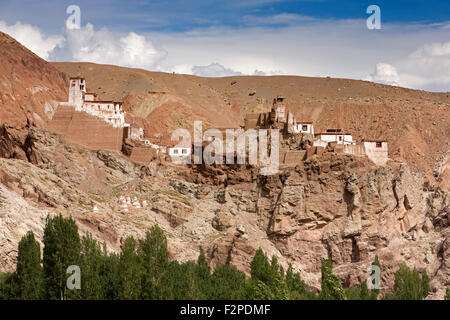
xmin=363 ymin=140 xmax=388 ymax=165
xmin=313 ymin=129 xmax=355 ymax=147
xmin=294 ymin=122 xmax=314 ymax=135
xmin=61 ymin=77 xmax=129 ymax=128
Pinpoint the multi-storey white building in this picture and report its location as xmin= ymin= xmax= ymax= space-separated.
xmin=313 ymin=129 xmax=355 ymax=147
xmin=61 ymin=77 xmax=129 ymax=128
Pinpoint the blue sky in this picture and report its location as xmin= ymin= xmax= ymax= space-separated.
xmin=0 ymin=0 xmax=449 ymax=91
xmin=1 ymin=0 xmax=449 ymax=32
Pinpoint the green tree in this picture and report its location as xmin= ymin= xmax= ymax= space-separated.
xmin=0 ymin=272 xmax=18 ymax=300
xmin=195 ymin=249 xmax=211 ymax=299
xmin=210 ymin=264 xmax=246 ymax=300
xmin=98 ymin=249 xmax=120 ymax=300
xmin=79 ymin=233 xmax=103 ymax=299
xmin=344 ymin=281 xmax=377 ymax=300
xmin=389 ymin=263 xmax=424 ymax=300
xmin=250 ymin=248 xmax=272 ymax=284
xmin=138 ymin=225 xmax=169 ymax=299
xmin=370 ymin=255 xmax=381 ymax=297
xmin=118 ymin=236 xmax=142 ymax=299
xmin=285 ymin=264 xmax=315 ymax=300
xmin=421 ymin=269 xmax=429 ymax=299
xmin=267 ymin=256 xmax=288 ymax=300
xmin=42 ymin=214 xmax=81 ymax=300
xmin=16 ymin=231 xmax=44 ymax=299
xmin=319 ymin=259 xmax=345 ymax=300
xmin=445 ymin=288 xmax=450 ymax=300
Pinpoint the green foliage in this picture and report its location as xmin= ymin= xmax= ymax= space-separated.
xmin=79 ymin=233 xmax=103 ymax=299
xmin=445 ymin=288 xmax=450 ymax=300
xmin=0 ymin=272 xmax=18 ymax=300
xmin=138 ymin=225 xmax=169 ymax=299
xmin=118 ymin=236 xmax=142 ymax=299
xmin=383 ymin=263 xmax=429 ymax=300
xmin=344 ymin=281 xmax=377 ymax=300
xmin=42 ymin=214 xmax=81 ymax=300
xmin=195 ymin=249 xmax=212 ymax=299
xmin=371 ymin=255 xmax=381 ymax=297
xmin=210 ymin=264 xmax=246 ymax=300
xmin=0 ymin=221 xmax=434 ymax=301
xmin=319 ymin=259 xmax=346 ymax=300
xmin=16 ymin=231 xmax=44 ymax=299
xmin=421 ymin=269 xmax=429 ymax=298
xmin=250 ymin=248 xmax=272 ymax=284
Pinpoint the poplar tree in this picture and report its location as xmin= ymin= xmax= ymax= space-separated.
xmin=80 ymin=233 xmax=103 ymax=299
xmin=250 ymin=248 xmax=272 ymax=284
xmin=319 ymin=259 xmax=345 ymax=300
xmin=210 ymin=264 xmax=246 ymax=300
xmin=421 ymin=269 xmax=429 ymax=299
xmin=196 ymin=249 xmax=211 ymax=299
xmin=42 ymin=214 xmax=81 ymax=300
xmin=138 ymin=225 xmax=169 ymax=299
xmin=16 ymin=231 xmax=44 ymax=299
xmin=118 ymin=236 xmax=142 ymax=299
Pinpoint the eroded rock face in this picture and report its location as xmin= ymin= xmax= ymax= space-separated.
xmin=0 ymin=129 xmax=448 ymax=298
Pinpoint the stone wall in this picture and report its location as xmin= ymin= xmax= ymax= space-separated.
xmin=129 ymin=146 xmax=157 ymax=165
xmin=283 ymin=150 xmax=306 ymax=165
xmin=48 ymin=105 xmax=123 ymax=151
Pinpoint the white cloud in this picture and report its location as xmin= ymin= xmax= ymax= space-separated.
xmin=50 ymin=23 xmax=167 ymax=70
xmin=366 ymin=41 xmax=450 ymax=91
xmin=365 ymin=63 xmax=400 ymax=86
xmin=0 ymin=21 xmax=64 ymax=60
xmin=1 ymin=19 xmax=449 ymax=92
xmin=192 ymin=63 xmax=243 ymax=77
xmin=170 ymin=63 xmax=270 ymax=77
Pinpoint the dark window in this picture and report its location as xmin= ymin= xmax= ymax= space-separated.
xmin=302 ymin=125 xmax=308 ymax=131
xmin=376 ymin=142 xmax=382 ymax=148
xmin=182 ymin=149 xmax=187 ymax=154
xmin=339 ymin=136 xmax=342 ymax=141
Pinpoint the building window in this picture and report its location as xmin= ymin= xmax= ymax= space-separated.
xmin=339 ymin=136 xmax=342 ymax=141
xmin=376 ymin=142 xmax=382 ymax=148
xmin=302 ymin=125 xmax=308 ymax=131
xmin=182 ymin=149 xmax=187 ymax=154
xmin=174 ymin=149 xmax=178 ymax=154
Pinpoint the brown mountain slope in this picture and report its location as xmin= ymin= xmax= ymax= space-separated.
xmin=52 ymin=62 xmax=449 ymax=186
xmin=0 ymin=32 xmax=68 ymax=128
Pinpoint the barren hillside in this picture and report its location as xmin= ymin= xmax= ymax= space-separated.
xmin=0 ymin=33 xmax=448 ymax=299
xmin=52 ymin=62 xmax=449 ymax=186
xmin=0 ymin=32 xmax=68 ymax=128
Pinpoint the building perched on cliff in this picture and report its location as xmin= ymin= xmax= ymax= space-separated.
xmin=243 ymin=96 xmax=388 ymax=167
xmin=61 ymin=77 xmax=128 ymax=128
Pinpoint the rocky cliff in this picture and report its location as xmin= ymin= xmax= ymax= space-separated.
xmin=0 ymin=128 xmax=447 ymax=299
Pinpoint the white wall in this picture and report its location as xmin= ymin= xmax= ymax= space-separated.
xmin=168 ymin=147 xmax=191 ymax=156
xmin=294 ymin=123 xmax=314 ymax=135
xmin=363 ymin=142 xmax=388 ymax=165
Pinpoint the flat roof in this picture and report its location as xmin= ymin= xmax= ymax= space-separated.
xmin=362 ymin=139 xmax=387 ymax=143
xmin=315 ymin=132 xmax=352 ymax=135
xmin=85 ymin=100 xmax=114 ymax=103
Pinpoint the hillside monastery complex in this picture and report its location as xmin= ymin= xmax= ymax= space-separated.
xmin=49 ymin=77 xmax=388 ymax=167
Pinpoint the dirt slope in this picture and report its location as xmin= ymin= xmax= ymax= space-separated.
xmin=52 ymin=62 xmax=449 ymax=185
xmin=0 ymin=32 xmax=68 ymax=128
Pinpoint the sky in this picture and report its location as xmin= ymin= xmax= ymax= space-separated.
xmin=0 ymin=0 xmax=449 ymax=92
